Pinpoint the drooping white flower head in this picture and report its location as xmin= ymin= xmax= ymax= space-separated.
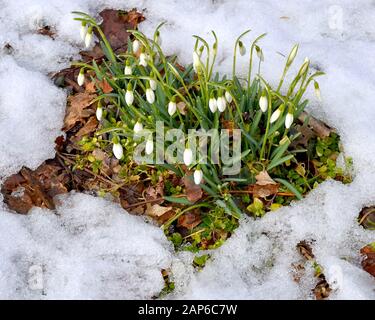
xmin=125 ymin=83 xmax=134 ymax=106
xmin=285 ymin=112 xmax=294 ymax=129
xmin=133 ymin=121 xmax=143 ymax=133
xmin=209 ymin=97 xmax=217 ymax=113
xmin=77 ymin=69 xmax=85 ymax=86
xmin=255 ymin=45 xmax=264 ymax=62
xmin=314 ymin=81 xmax=321 ymax=101
xmin=194 ymin=169 xmax=203 ymax=185
xmin=193 ymin=51 xmax=201 ymax=72
xmin=96 ymin=106 xmax=103 ymax=121
xmin=259 ymin=92 xmax=268 ymax=113
xmin=183 ymin=148 xmax=193 ymax=166
xmin=150 ymin=78 xmax=157 ymax=91
xmin=145 ymin=138 xmax=154 ymax=155
xmin=132 ymin=39 xmax=140 ymax=53
xmin=112 ymin=142 xmax=124 ymax=160
xmin=270 ymin=109 xmax=281 ymax=124
xmin=217 ymin=96 xmax=227 ymax=113
xmin=80 ymin=22 xmax=87 ymax=41
xmin=286 ymin=44 xmax=299 ymax=67
xmin=225 ymin=91 xmax=233 ymax=103
xmin=155 ymin=30 xmax=162 ymax=46
xmin=168 ymin=99 xmax=177 ymax=116
xmin=124 ymin=60 xmax=132 ymax=76
xmin=84 ymin=26 xmax=93 ymax=48
xmin=238 ymin=41 xmax=246 ymax=56
xmin=139 ymin=52 xmax=148 ymax=67
xmin=146 ymin=87 xmax=155 ymax=104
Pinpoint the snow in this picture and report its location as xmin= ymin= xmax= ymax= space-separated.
xmin=0 ymin=0 xmax=375 ymax=299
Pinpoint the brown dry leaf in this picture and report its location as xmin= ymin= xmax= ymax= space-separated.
xmin=98 ymin=78 xmax=113 ymax=94
xmin=183 ymin=174 xmax=203 ymax=203
xmin=358 ymin=206 xmax=375 ymax=229
xmin=313 ymin=276 xmax=332 ymax=300
xmin=85 ymin=81 xmax=96 ymax=93
xmin=253 ymin=170 xmax=279 ymax=198
xmin=360 ymin=244 xmax=375 ymax=278
xmin=146 ymin=204 xmax=173 ymax=218
xmin=177 ymin=210 xmax=202 ymax=230
xmin=75 ymin=116 xmax=99 ymax=138
xmin=63 ymin=92 xmax=96 ymax=131
xmin=298 ymin=111 xmax=334 ymax=139
xmin=177 ymin=101 xmax=187 ymax=115
xmin=296 ymin=240 xmax=315 ymax=260
xmin=37 ymin=25 xmax=55 ymax=38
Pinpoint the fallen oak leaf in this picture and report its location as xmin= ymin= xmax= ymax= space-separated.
xmin=146 ymin=204 xmax=173 ymax=218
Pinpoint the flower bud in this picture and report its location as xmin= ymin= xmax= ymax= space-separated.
xmin=259 ymin=91 xmax=268 ymax=113
xmin=285 ymin=112 xmax=294 ymax=129
xmin=155 ymin=30 xmax=162 ymax=45
xmin=238 ymin=41 xmax=246 ymax=56
xmin=149 ymin=78 xmax=157 ymax=91
xmin=124 ymin=60 xmax=132 ymax=75
xmin=112 ymin=142 xmax=124 ymax=160
xmin=145 ymin=138 xmax=154 ymax=155
xmin=132 ymin=39 xmax=140 ymax=53
xmin=80 ymin=22 xmax=87 ymax=41
xmin=286 ymin=44 xmax=299 ymax=67
xmin=168 ymin=98 xmax=177 ymax=116
xmin=270 ymin=104 xmax=285 ymax=124
xmin=139 ymin=52 xmax=148 ymax=67
xmin=225 ymin=91 xmax=233 ymax=103
xmin=96 ymin=106 xmax=103 ymax=121
xmin=209 ymin=95 xmax=217 ymax=113
xmin=194 ymin=169 xmax=203 ymax=185
xmin=125 ymin=83 xmax=134 ymax=106
xmin=183 ymin=148 xmax=193 ymax=166
xmin=77 ymin=69 xmax=85 ymax=86
xmin=133 ymin=121 xmax=143 ymax=133
xmin=255 ymin=45 xmax=264 ymax=61
xmin=193 ymin=51 xmax=201 ymax=72
xmin=146 ymin=87 xmax=155 ymax=104
xmin=217 ymin=96 xmax=227 ymax=113
xmin=84 ymin=26 xmax=93 ymax=48
xmin=314 ymin=81 xmax=321 ymax=101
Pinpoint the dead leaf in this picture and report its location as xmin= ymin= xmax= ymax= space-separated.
xmin=146 ymin=204 xmax=173 ymax=218
xmin=313 ymin=275 xmax=332 ymax=300
xmin=360 ymin=244 xmax=375 ymax=278
xmin=98 ymin=78 xmax=113 ymax=94
xmin=298 ymin=111 xmax=334 ymax=139
xmin=177 ymin=210 xmax=202 ymax=229
xmin=177 ymin=101 xmax=187 ymax=115
xmin=183 ymin=174 xmax=203 ymax=203
xmin=63 ymin=92 xmax=96 ymax=131
xmin=296 ymin=240 xmax=315 ymax=260
xmin=75 ymin=116 xmax=98 ymax=138
xmin=358 ymin=206 xmax=375 ymax=229
xmin=37 ymin=25 xmax=55 ymax=38
xmin=253 ymin=170 xmax=279 ymax=198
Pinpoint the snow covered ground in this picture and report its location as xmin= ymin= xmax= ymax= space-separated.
xmin=0 ymin=0 xmax=374 ymax=299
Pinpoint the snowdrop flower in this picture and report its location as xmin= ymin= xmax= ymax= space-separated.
xmin=194 ymin=169 xmax=203 ymax=185
xmin=217 ymin=96 xmax=227 ymax=113
xmin=112 ymin=142 xmax=124 ymax=160
xmin=259 ymin=92 xmax=268 ymax=113
xmin=183 ymin=148 xmax=193 ymax=166
xmin=149 ymin=74 xmax=157 ymax=91
xmin=299 ymin=57 xmax=310 ymax=75
xmin=225 ymin=91 xmax=233 ymax=103
xmin=193 ymin=51 xmax=201 ymax=72
xmin=146 ymin=86 xmax=155 ymax=104
xmin=80 ymin=22 xmax=87 ymax=41
xmin=238 ymin=41 xmax=246 ymax=56
xmin=209 ymin=93 xmax=217 ymax=113
xmin=124 ymin=60 xmax=132 ymax=76
xmin=168 ymin=98 xmax=177 ymax=116
xmin=132 ymin=39 xmax=140 ymax=53
xmin=286 ymin=44 xmax=299 ymax=67
xmin=96 ymin=106 xmax=103 ymax=121
xmin=145 ymin=138 xmax=154 ymax=155
xmin=77 ymin=69 xmax=85 ymax=86
xmin=155 ymin=30 xmax=162 ymax=45
xmin=84 ymin=26 xmax=93 ymax=48
xmin=255 ymin=45 xmax=264 ymax=61
xmin=133 ymin=121 xmax=143 ymax=133
xmin=285 ymin=112 xmax=294 ymax=129
xmin=270 ymin=104 xmax=284 ymax=124
xmin=139 ymin=52 xmax=148 ymax=67
xmin=125 ymin=83 xmax=134 ymax=106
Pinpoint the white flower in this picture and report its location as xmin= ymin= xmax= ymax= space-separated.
xmin=146 ymin=88 xmax=155 ymax=104
xmin=112 ymin=143 xmax=123 ymax=160
xmin=124 ymin=65 xmax=132 ymax=76
xmin=155 ymin=31 xmax=162 ymax=45
xmin=238 ymin=41 xmax=246 ymax=56
xmin=80 ymin=25 xmax=87 ymax=41
xmin=133 ymin=122 xmax=143 ymax=133
xmin=125 ymin=89 xmax=134 ymax=106
xmin=150 ymin=79 xmax=157 ymax=91
xmin=299 ymin=57 xmax=310 ymax=75
xmin=314 ymin=81 xmax=321 ymax=101
xmin=132 ymin=39 xmax=140 ymax=53
xmin=193 ymin=51 xmax=201 ymax=72
xmin=259 ymin=94 xmax=268 ymax=113
xmin=285 ymin=112 xmax=294 ymax=129
xmin=77 ymin=70 xmax=85 ymax=86
xmin=255 ymin=45 xmax=264 ymax=61
xmin=194 ymin=169 xmax=203 ymax=185
xmin=139 ymin=53 xmax=148 ymax=67
xmin=270 ymin=108 xmax=281 ymax=124
xmin=287 ymin=44 xmax=299 ymax=66
xmin=96 ymin=106 xmax=103 ymax=121
xmin=168 ymin=100 xmax=177 ymax=116
xmin=84 ymin=27 xmax=93 ymax=48
xmin=217 ymin=96 xmax=227 ymax=113
xmin=183 ymin=148 xmax=193 ymax=166
xmin=145 ymin=139 xmax=154 ymax=155
xmin=225 ymin=91 xmax=233 ymax=103
xmin=209 ymin=97 xmax=217 ymax=113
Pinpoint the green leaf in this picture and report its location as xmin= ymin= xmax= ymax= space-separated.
xmin=163 ymin=196 xmax=193 ymax=205
xmin=274 ymin=178 xmax=303 ymax=200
